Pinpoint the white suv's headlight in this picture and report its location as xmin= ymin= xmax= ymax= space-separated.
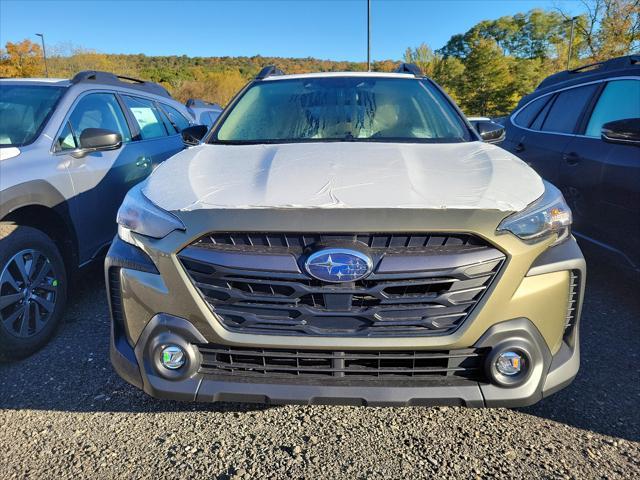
xmin=116 ymin=183 xmax=185 ymax=245
xmin=497 ymin=181 xmax=572 ymax=245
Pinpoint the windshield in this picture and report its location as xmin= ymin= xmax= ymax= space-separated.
xmin=0 ymin=85 xmax=65 ymax=147
xmin=212 ymin=77 xmax=472 ymax=144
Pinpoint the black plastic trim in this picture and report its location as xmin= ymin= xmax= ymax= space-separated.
xmin=255 ymin=65 xmax=285 ymax=80
xmin=105 ymin=235 xmax=159 ymax=274
xmin=394 ymin=63 xmax=423 ymax=76
xmin=108 ymin=314 xmax=578 ymax=407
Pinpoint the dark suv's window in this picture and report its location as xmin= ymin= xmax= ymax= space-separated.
xmin=122 ymin=95 xmax=169 ymax=139
xmin=585 ymin=79 xmax=640 ymax=137
xmin=58 ymin=92 xmax=131 ymax=151
xmin=540 ymin=84 xmax=598 ymax=134
xmin=513 ymin=96 xmax=551 ymax=128
xmin=530 ymin=96 xmax=554 ymax=130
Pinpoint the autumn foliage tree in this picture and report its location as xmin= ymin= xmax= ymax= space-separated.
xmin=0 ymin=39 xmax=45 ymax=77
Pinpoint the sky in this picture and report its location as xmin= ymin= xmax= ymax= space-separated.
xmin=1 ymin=0 xmax=584 ymax=61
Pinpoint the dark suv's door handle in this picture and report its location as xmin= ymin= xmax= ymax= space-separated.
xmin=563 ymin=152 xmax=581 ymax=166
xmin=515 ymin=142 xmax=525 ymax=153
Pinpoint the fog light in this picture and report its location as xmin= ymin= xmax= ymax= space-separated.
xmin=495 ymin=351 xmax=524 ymax=376
xmin=160 ymin=345 xmax=186 ymax=370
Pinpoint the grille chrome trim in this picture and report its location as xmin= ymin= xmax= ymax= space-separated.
xmin=179 ymin=232 xmax=505 ymax=337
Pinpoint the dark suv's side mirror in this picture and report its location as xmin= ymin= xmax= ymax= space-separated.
xmin=601 ymin=118 xmax=640 ymax=146
xmin=475 ymin=120 xmax=506 ymax=144
xmin=182 ymin=125 xmax=209 ymax=146
xmin=77 ymin=128 xmax=122 ymax=155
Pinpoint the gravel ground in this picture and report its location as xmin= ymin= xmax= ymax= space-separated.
xmin=1 ymin=246 xmax=638 ymax=479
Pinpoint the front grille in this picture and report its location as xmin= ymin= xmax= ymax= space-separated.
xmin=179 ymin=232 xmax=505 ymax=337
xmin=198 ymin=232 xmax=488 ymax=253
xmin=197 ymin=345 xmax=487 ymax=382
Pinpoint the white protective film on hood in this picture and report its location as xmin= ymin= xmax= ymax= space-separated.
xmin=144 ymin=141 xmax=544 ymax=213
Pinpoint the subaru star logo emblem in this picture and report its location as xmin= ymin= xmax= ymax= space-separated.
xmin=304 ymin=248 xmax=373 ymax=283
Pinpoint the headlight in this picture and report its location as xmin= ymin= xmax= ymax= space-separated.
xmin=497 ymin=181 xmax=571 ymax=245
xmin=116 ymin=183 xmax=185 ymax=245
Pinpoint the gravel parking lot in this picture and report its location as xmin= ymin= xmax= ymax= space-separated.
xmin=1 ymin=244 xmax=638 ymax=479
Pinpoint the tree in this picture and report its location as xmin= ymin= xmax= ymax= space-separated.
xmin=431 ymin=56 xmax=465 ymax=103
xmin=173 ymin=70 xmax=247 ymax=105
xmin=0 ymin=39 xmax=45 ymax=77
xmin=557 ymin=0 xmax=640 ymax=61
xmin=404 ymin=43 xmax=437 ymax=76
xmin=458 ymin=37 xmax=516 ymax=116
xmin=439 ymin=9 xmax=568 ymax=60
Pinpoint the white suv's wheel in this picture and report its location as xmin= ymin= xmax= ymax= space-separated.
xmin=0 ymin=224 xmax=67 ymax=360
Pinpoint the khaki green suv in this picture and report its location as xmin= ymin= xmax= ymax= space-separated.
xmin=106 ymin=64 xmax=585 ymax=407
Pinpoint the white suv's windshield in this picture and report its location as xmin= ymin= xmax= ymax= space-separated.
xmin=212 ymin=77 xmax=472 ymax=144
xmin=0 ymin=85 xmax=65 ymax=147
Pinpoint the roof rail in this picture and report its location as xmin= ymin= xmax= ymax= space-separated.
xmin=255 ymin=65 xmax=285 ymax=80
xmin=186 ymin=98 xmax=222 ymax=109
xmin=393 ymin=63 xmax=423 ymax=76
xmin=536 ymin=55 xmax=639 ymax=90
xmin=70 ymin=70 xmax=171 ymax=98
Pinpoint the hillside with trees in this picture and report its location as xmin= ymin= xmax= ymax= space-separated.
xmin=1 ymin=0 xmax=638 ymax=115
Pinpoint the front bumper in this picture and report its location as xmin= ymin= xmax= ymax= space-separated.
xmin=106 ymin=231 xmax=585 ymax=408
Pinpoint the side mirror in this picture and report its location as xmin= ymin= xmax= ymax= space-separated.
xmin=182 ymin=125 xmax=209 ymax=146
xmin=601 ymin=118 xmax=640 ymax=146
xmin=475 ymin=120 xmax=505 ymax=144
xmin=79 ymin=128 xmax=122 ymax=151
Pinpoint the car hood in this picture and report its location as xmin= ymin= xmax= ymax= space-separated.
xmin=144 ymin=141 xmax=543 ymax=213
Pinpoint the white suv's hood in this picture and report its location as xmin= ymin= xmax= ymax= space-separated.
xmin=144 ymin=141 xmax=543 ymax=212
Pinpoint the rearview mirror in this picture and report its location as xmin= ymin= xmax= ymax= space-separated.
xmin=182 ymin=125 xmax=209 ymax=146
xmin=475 ymin=120 xmax=505 ymax=144
xmin=601 ymin=118 xmax=640 ymax=146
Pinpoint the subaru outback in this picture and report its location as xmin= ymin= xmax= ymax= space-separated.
xmin=0 ymin=71 xmax=193 ymax=359
xmin=106 ymin=64 xmax=585 ymax=407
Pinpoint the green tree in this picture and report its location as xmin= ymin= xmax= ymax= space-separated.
xmin=458 ymin=37 xmax=516 ymax=116
xmin=403 ymin=43 xmax=437 ymax=76
xmin=431 ymin=56 xmax=465 ymax=103
xmin=439 ymin=9 xmax=568 ymax=60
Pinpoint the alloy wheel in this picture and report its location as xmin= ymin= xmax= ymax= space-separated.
xmin=0 ymin=249 xmax=59 ymax=338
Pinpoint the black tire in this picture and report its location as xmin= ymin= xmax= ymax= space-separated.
xmin=0 ymin=224 xmax=67 ymax=361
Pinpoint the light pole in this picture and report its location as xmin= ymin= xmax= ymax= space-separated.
xmin=35 ymin=33 xmax=49 ymax=77
xmin=367 ymin=0 xmax=371 ymax=71
xmin=566 ymin=17 xmax=578 ymax=70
